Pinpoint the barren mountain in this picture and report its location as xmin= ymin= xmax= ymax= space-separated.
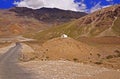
xmin=0 ymin=10 xmax=48 ymax=36
xmin=10 ymin=7 xmax=87 ymax=24
xmin=29 ymin=5 xmax=120 ymax=41
xmin=76 ymin=4 xmax=120 ymax=37
xmin=0 ymin=7 xmax=87 ymax=36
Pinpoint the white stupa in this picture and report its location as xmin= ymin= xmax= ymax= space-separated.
xmin=61 ymin=34 xmax=68 ymax=38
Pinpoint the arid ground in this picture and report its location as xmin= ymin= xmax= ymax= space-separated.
xmin=0 ymin=36 xmax=119 ymax=79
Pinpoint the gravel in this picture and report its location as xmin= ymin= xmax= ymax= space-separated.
xmin=19 ymin=60 xmax=120 ymax=79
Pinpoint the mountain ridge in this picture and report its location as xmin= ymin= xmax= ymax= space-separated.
xmin=25 ymin=5 xmax=120 ymax=41
xmin=0 ymin=7 xmax=87 ymax=36
xmin=10 ymin=7 xmax=87 ymax=24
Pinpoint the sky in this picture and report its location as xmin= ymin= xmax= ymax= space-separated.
xmin=0 ymin=0 xmax=120 ymax=13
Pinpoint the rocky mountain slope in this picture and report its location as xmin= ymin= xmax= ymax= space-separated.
xmin=0 ymin=7 xmax=87 ymax=36
xmin=0 ymin=10 xmax=48 ymax=36
xmin=29 ymin=5 xmax=120 ymax=41
xmin=10 ymin=7 xmax=87 ymax=24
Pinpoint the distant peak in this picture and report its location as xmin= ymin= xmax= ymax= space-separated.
xmin=9 ymin=6 xmax=87 ymax=23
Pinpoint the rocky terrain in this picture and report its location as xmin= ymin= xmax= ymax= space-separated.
xmin=10 ymin=7 xmax=87 ymax=24
xmin=0 ymin=10 xmax=48 ymax=36
xmin=0 ymin=7 xmax=87 ymax=36
xmin=19 ymin=60 xmax=120 ymax=79
xmin=28 ymin=37 xmax=100 ymax=62
xmin=0 ymin=43 xmax=120 ymax=79
xmin=27 ymin=5 xmax=120 ymax=42
xmin=23 ymin=36 xmax=120 ymax=69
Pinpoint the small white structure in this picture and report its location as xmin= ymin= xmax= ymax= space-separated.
xmin=61 ymin=34 xmax=68 ymax=38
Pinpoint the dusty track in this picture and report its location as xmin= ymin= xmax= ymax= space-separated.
xmin=0 ymin=43 xmax=35 ymax=79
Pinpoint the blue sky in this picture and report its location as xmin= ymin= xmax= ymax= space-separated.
xmin=0 ymin=0 xmax=120 ymax=12
xmin=0 ymin=0 xmax=19 ymax=8
xmin=75 ymin=0 xmax=120 ymax=8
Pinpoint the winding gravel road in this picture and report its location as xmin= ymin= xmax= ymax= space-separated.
xmin=0 ymin=43 xmax=35 ymax=79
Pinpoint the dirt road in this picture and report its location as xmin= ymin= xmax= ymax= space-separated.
xmin=0 ymin=43 xmax=35 ymax=79
xmin=0 ymin=43 xmax=120 ymax=79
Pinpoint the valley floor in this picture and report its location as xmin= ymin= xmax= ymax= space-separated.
xmin=0 ymin=37 xmax=120 ymax=79
xmin=19 ymin=60 xmax=120 ymax=79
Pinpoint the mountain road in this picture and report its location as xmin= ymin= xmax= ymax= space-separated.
xmin=0 ymin=43 xmax=35 ymax=79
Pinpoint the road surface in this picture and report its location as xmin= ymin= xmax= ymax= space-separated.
xmin=0 ymin=43 xmax=35 ymax=79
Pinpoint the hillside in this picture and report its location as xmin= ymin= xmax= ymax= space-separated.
xmin=39 ymin=37 xmax=100 ymax=61
xmin=0 ymin=7 xmax=87 ymax=36
xmin=28 ymin=5 xmax=120 ymax=41
xmin=10 ymin=7 xmax=87 ymax=24
xmin=21 ymin=37 xmax=101 ymax=62
xmin=22 ymin=37 xmax=120 ymax=69
xmin=0 ymin=10 xmax=48 ymax=36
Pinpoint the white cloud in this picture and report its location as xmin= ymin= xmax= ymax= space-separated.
xmin=76 ymin=2 xmax=87 ymax=12
xmin=14 ymin=0 xmax=87 ymax=12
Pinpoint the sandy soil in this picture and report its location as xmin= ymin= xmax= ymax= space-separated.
xmin=0 ymin=43 xmax=15 ymax=55
xmin=19 ymin=43 xmax=35 ymax=61
xmin=24 ymin=37 xmax=101 ymax=62
xmin=0 ymin=36 xmax=35 ymax=43
xmin=21 ymin=43 xmax=34 ymax=53
xmin=19 ymin=60 xmax=120 ymax=79
xmin=24 ymin=37 xmax=120 ymax=69
xmin=78 ymin=37 xmax=120 ymax=44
